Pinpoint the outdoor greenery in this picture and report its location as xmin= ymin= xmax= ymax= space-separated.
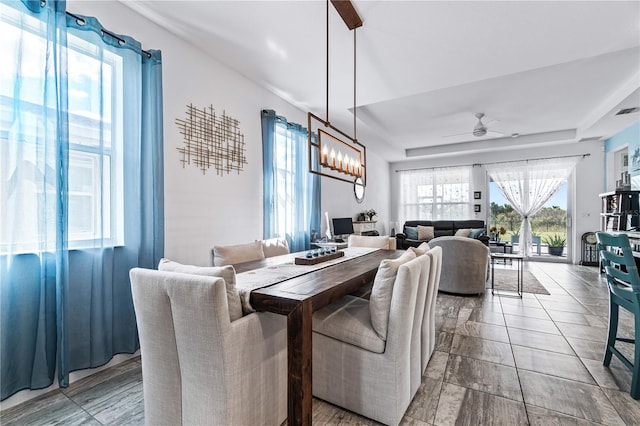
xmin=490 ymin=202 xmax=566 ymax=243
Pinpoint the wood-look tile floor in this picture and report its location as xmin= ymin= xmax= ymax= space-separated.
xmin=3 ymin=262 xmax=640 ymax=425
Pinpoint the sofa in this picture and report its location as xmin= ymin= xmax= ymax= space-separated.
xmin=396 ymin=220 xmax=488 ymax=250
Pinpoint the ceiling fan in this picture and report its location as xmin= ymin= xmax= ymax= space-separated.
xmin=444 ymin=113 xmax=504 ymax=138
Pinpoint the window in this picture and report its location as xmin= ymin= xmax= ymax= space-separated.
xmin=398 ymin=167 xmax=471 ymax=222
xmin=0 ymin=4 xmax=124 ymax=252
xmin=262 ymin=110 xmax=320 ymax=252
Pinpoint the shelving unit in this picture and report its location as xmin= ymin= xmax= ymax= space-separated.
xmin=600 ymin=191 xmax=640 ymax=270
xmin=600 ymin=191 xmax=640 ymax=232
xmin=353 ymin=220 xmax=376 ymax=235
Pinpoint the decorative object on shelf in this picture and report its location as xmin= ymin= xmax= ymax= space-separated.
xmin=580 ymin=232 xmax=598 ymax=266
xmin=176 ymin=104 xmax=246 ymax=175
xmin=474 ymin=191 xmax=481 ymax=200
xmin=307 ymin=0 xmax=366 ymax=186
xmin=544 ymin=233 xmax=566 ymax=256
xmin=366 ymin=209 xmax=377 ymax=221
xmin=474 ymin=204 xmax=481 ymax=213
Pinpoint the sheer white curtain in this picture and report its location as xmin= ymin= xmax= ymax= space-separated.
xmin=398 ymin=166 xmax=471 ymax=223
xmin=486 ymin=157 xmax=580 ymax=257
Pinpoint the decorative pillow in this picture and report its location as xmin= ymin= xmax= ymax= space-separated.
xmin=455 ymin=228 xmax=472 ymax=238
xmin=212 ymin=240 xmax=265 ymax=267
xmin=409 ymin=242 xmax=430 ymax=256
xmin=262 ymin=237 xmax=290 ymax=258
xmin=369 ymin=250 xmax=417 ymax=340
xmin=469 ymin=228 xmax=486 ymax=239
xmin=417 ymin=225 xmax=435 ymax=241
xmin=405 ymin=226 xmax=418 ymax=240
xmin=158 ymin=258 xmax=243 ymax=321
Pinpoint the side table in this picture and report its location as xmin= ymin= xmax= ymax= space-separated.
xmin=490 ymin=253 xmax=524 ymax=298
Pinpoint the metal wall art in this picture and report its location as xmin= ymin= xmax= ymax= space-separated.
xmin=176 ymin=104 xmax=246 ymax=175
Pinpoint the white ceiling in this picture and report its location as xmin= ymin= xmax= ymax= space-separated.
xmin=122 ymin=1 xmax=640 ymax=162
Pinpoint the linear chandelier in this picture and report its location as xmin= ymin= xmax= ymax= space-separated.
xmin=308 ymin=0 xmax=366 ymax=186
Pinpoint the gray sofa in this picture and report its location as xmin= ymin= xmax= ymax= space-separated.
xmin=396 ymin=220 xmax=488 ymax=250
xmin=427 ymin=236 xmax=490 ymax=295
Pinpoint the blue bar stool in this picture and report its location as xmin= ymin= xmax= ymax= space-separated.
xmin=596 ymin=232 xmax=640 ymax=399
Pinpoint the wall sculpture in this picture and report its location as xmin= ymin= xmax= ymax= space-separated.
xmin=175 ymin=104 xmax=246 ymax=175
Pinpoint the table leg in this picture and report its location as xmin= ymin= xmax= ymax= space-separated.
xmin=491 ymin=256 xmax=495 ymax=295
xmin=518 ymin=258 xmax=523 ymax=296
xmin=287 ymin=301 xmax=313 ymax=426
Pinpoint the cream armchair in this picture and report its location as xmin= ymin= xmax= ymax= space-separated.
xmin=130 ymin=268 xmax=287 ymax=425
xmin=312 ymin=254 xmax=425 ymax=426
xmin=428 ymin=236 xmax=489 ymax=295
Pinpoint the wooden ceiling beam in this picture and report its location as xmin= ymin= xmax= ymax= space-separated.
xmin=330 ymin=0 xmax=363 ymax=30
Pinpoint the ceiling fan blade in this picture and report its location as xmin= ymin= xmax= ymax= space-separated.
xmin=486 ymin=129 xmax=505 ymax=136
xmin=484 ymin=118 xmax=499 ymax=126
xmin=443 ymin=131 xmax=472 ymax=138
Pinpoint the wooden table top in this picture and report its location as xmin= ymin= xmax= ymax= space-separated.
xmin=235 ymin=249 xmax=403 ymax=314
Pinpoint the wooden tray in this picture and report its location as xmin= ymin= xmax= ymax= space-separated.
xmin=295 ymin=250 xmax=344 ymax=265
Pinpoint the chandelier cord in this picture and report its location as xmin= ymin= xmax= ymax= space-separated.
xmin=354 ymin=28 xmax=357 ymax=141
xmin=326 ymin=0 xmax=329 ymax=124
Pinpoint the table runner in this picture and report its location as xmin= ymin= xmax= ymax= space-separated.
xmin=236 ymin=247 xmax=378 ymax=313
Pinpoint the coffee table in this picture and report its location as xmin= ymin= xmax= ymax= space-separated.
xmin=490 ymin=253 xmax=524 ymax=298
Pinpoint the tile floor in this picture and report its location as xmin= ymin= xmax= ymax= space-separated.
xmin=2 ymin=262 xmax=640 ymax=425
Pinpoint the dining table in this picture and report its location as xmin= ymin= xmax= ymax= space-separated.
xmin=233 ymin=247 xmax=403 ymax=426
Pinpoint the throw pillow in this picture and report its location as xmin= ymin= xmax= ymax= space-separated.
xmin=212 ymin=240 xmax=265 ymax=266
xmin=469 ymin=228 xmax=486 ymax=239
xmin=262 ymin=237 xmax=290 ymax=258
xmin=417 ymin=225 xmax=435 ymax=241
xmin=369 ymin=250 xmax=417 ymax=340
xmin=405 ymin=226 xmax=418 ymax=240
xmin=455 ymin=228 xmax=472 ymax=238
xmin=158 ymin=258 xmax=243 ymax=321
xmin=409 ymin=242 xmax=430 ymax=256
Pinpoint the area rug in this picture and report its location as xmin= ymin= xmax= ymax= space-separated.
xmin=487 ymin=269 xmax=550 ymax=295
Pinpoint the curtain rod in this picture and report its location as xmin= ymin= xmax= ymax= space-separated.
xmin=394 ymin=153 xmax=590 ymax=173
xmin=65 ymin=12 xmax=152 ymax=58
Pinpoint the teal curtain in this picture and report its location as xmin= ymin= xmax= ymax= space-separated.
xmin=261 ymin=110 xmax=321 ymax=252
xmin=0 ymin=0 xmax=163 ymax=400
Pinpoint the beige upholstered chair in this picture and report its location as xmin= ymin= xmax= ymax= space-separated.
xmin=348 ymin=234 xmax=397 ymax=250
xmin=312 ymin=253 xmax=424 ymax=426
xmin=422 ymin=246 xmax=443 ymax=371
xmin=212 ymin=240 xmax=265 ymax=266
xmin=428 ymin=236 xmax=489 ymax=295
xmin=130 ymin=268 xmax=287 ymax=426
xmin=261 ymin=237 xmax=290 ymax=257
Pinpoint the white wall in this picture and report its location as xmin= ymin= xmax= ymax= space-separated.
xmin=390 ymin=140 xmax=604 ymax=264
xmin=67 ymin=1 xmax=391 ymax=266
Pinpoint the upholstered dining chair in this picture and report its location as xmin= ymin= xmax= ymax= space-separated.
xmin=422 ymin=246 xmax=443 ymax=371
xmin=130 ymin=268 xmax=288 ymax=425
xmin=348 ymin=234 xmax=397 ymax=250
xmin=311 ymin=252 xmax=424 ymax=426
xmin=596 ymin=232 xmax=640 ymax=400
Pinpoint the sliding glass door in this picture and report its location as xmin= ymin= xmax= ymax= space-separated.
xmin=490 ymin=180 xmax=570 ymax=260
